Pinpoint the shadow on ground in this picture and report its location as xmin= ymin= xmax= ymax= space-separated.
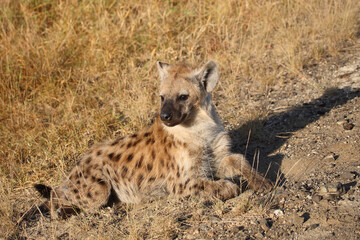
xmin=229 ymin=88 xmax=360 ymax=183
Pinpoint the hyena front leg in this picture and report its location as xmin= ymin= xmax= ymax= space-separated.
xmin=198 ymin=179 xmax=240 ymax=200
xmin=170 ymin=178 xmax=240 ymax=201
xmin=217 ymin=153 xmax=273 ymax=192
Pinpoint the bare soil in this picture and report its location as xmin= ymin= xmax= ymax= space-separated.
xmin=11 ymin=41 xmax=360 ymax=240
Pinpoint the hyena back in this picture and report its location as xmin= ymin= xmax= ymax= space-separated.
xmin=33 ymin=60 xmax=272 ymax=218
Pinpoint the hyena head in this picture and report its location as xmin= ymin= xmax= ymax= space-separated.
xmin=157 ymin=60 xmax=219 ymax=127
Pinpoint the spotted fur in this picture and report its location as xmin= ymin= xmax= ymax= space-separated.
xmin=33 ymin=60 xmax=272 ymax=218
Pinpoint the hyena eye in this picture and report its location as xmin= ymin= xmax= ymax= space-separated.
xmin=160 ymin=95 xmax=164 ymax=102
xmin=178 ymin=95 xmax=189 ymax=101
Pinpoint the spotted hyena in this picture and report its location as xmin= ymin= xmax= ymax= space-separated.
xmin=32 ymin=60 xmax=272 ymax=218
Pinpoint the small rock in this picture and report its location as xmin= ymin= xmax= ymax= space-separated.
xmin=292 ymin=213 xmax=304 ymax=226
xmin=340 ymin=172 xmax=355 ymax=181
xmin=338 ymin=64 xmax=359 ymax=76
xmin=273 ymin=209 xmax=284 ymax=217
xmin=318 ymin=186 xmax=328 ymax=195
xmin=323 ymin=152 xmax=338 ymax=161
xmin=317 ymin=182 xmax=344 ymax=200
xmin=343 ymin=122 xmax=354 ymax=130
xmin=312 ymin=194 xmax=322 ymax=203
xmin=327 ymin=182 xmax=344 ymax=195
xmin=306 ymin=224 xmax=320 ymax=231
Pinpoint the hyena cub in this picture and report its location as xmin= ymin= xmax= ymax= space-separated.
xmin=33 ymin=60 xmax=272 ymax=218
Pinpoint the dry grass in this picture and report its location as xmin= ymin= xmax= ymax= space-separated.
xmin=0 ymin=0 xmax=359 ymax=238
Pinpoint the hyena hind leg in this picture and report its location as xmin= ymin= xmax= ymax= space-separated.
xmin=217 ymin=154 xmax=273 ymax=192
xmin=28 ymin=173 xmax=114 ymax=220
xmin=18 ymin=184 xmax=79 ymax=224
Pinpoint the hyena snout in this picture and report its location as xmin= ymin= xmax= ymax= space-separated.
xmin=160 ymin=111 xmax=172 ymax=121
xmin=160 ymin=99 xmax=184 ymax=126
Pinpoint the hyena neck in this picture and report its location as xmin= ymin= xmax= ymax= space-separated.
xmin=201 ymin=93 xmax=223 ymax=126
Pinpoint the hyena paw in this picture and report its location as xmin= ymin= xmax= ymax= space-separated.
xmin=217 ymin=179 xmax=240 ymax=200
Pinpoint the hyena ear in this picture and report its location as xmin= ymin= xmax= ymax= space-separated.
xmin=157 ymin=61 xmax=171 ymax=82
xmin=195 ymin=60 xmax=219 ymax=92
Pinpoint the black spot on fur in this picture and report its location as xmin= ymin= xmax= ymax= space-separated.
xmin=73 ymin=189 xmax=78 ymax=194
xmin=108 ymin=153 xmax=114 ymax=160
xmin=127 ymin=142 xmax=132 ymax=148
xmin=97 ymin=178 xmax=106 ymax=185
xmin=97 ymin=150 xmax=102 ymax=156
xmin=144 ymin=132 xmax=150 ymax=137
xmin=87 ymin=192 xmax=92 ymax=198
xmin=184 ymin=179 xmax=190 ymax=187
xmin=127 ymin=154 xmax=134 ymax=162
xmin=111 ymin=139 xmax=119 ymax=146
xmin=137 ymin=174 xmax=144 ymax=187
xmin=146 ymin=163 xmax=153 ymax=171
xmin=133 ymin=139 xmax=141 ymax=147
xmin=131 ymin=134 xmax=137 ymax=138
xmin=149 ymin=177 xmax=155 ymax=182
xmin=135 ymin=156 xmax=143 ymax=168
xmin=85 ymin=157 xmax=92 ymax=164
xmin=114 ymin=153 xmax=122 ymax=162
xmin=151 ymin=150 xmax=156 ymax=159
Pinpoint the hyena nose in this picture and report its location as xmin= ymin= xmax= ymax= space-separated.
xmin=160 ymin=112 xmax=172 ymax=121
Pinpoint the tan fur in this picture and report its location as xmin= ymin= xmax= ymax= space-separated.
xmin=35 ymin=60 xmax=272 ymax=218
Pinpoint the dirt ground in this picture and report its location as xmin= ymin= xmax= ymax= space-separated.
xmin=11 ymin=40 xmax=360 ymax=239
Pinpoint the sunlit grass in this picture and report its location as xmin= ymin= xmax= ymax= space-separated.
xmin=0 ymin=0 xmax=359 ymax=237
